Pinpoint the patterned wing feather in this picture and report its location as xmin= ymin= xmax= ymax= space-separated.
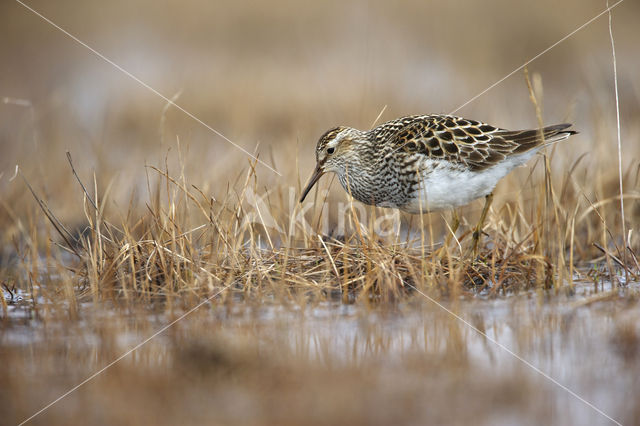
xmin=375 ymin=115 xmax=576 ymax=171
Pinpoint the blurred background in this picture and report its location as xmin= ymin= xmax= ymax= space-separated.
xmin=1 ymin=0 xmax=638 ymax=228
xmin=2 ymin=2 xmax=640 ymax=425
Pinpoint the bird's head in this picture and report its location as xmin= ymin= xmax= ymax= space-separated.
xmin=299 ymin=126 xmax=362 ymax=202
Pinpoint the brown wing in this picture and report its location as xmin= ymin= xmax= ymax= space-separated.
xmin=377 ymin=115 xmax=576 ymax=171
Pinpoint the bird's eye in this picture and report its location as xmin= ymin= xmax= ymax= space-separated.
xmin=327 ymin=147 xmax=335 ymax=154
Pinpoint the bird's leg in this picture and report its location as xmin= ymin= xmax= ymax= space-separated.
xmin=434 ymin=210 xmax=460 ymax=259
xmin=472 ymin=193 xmax=493 ymax=257
xmin=444 ymin=209 xmax=460 ymax=248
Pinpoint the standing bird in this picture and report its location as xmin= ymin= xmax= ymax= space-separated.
xmin=299 ymin=114 xmax=577 ymax=253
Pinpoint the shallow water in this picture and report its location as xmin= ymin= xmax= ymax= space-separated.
xmin=2 ymin=279 xmax=639 ymax=425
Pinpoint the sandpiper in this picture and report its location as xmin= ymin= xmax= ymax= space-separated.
xmin=300 ymin=114 xmax=577 ymax=251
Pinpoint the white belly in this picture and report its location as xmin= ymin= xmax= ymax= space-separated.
xmin=402 ymin=153 xmax=535 ymax=214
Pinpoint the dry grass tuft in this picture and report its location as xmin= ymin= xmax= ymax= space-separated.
xmin=2 ymin=1 xmax=640 ymax=424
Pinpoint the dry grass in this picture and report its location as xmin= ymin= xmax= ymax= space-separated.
xmin=1 ymin=0 xmax=640 ymax=424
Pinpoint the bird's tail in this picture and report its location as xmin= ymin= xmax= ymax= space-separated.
xmin=498 ymin=124 xmax=578 ymax=153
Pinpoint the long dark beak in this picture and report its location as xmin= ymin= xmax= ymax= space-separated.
xmin=299 ymin=165 xmax=325 ymax=203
